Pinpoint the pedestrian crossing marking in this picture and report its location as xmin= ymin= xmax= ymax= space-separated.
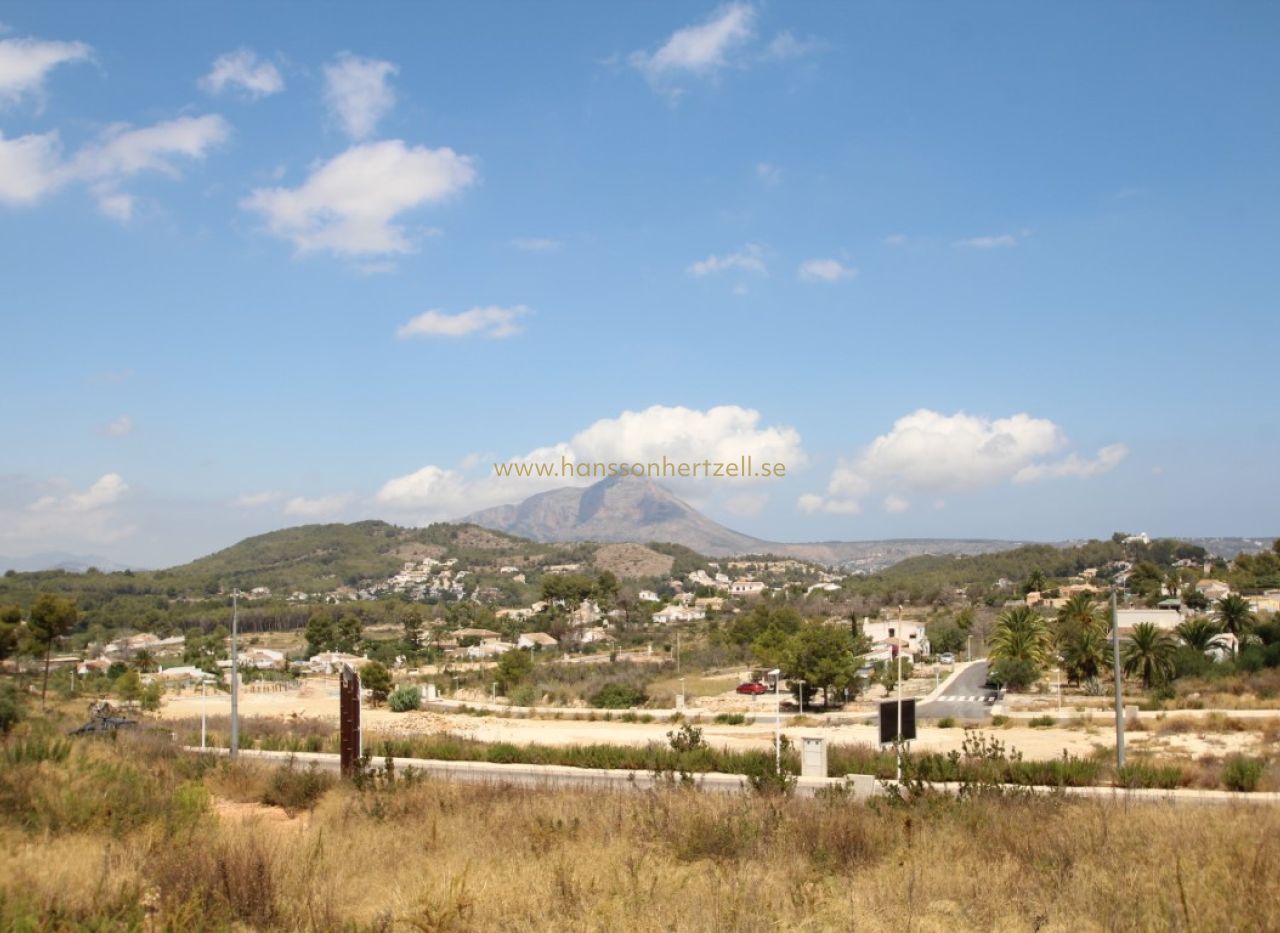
xmin=935 ymin=695 xmax=997 ymax=703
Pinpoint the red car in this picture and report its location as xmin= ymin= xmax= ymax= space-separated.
xmin=736 ymin=681 xmax=769 ymax=695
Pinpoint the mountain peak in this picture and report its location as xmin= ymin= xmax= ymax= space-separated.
xmin=462 ymin=476 xmax=767 ymax=556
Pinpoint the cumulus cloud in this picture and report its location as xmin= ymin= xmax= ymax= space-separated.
xmin=1013 ymin=444 xmax=1130 ymax=483
xmin=1 ymin=473 xmax=135 ymax=551
xmin=760 ymin=31 xmax=823 ymax=61
xmin=201 ymin=48 xmax=284 ymax=99
xmin=99 ymin=415 xmax=133 ymax=437
xmin=396 ymin=305 xmax=530 ymax=339
xmin=883 ymin=494 xmax=910 ymax=514
xmin=283 ymin=494 xmax=351 ymax=517
xmin=0 ymin=114 xmax=228 ymax=217
xmin=242 ymin=140 xmax=476 ymax=255
xmin=630 ymin=3 xmax=755 ymax=83
xmin=798 ymin=258 xmax=855 ymax=282
xmin=0 ymin=34 xmax=91 ymax=107
xmin=324 ymin=53 xmax=397 ymax=139
xmin=687 ymin=243 xmax=765 ymax=276
xmin=800 ymin=409 xmax=1126 ymax=514
xmin=376 ymin=404 xmax=805 ymax=518
xmin=954 ymin=233 xmax=1018 ymax=249
xmin=232 ymin=491 xmax=283 ymax=508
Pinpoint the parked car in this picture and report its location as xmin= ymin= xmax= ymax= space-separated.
xmin=735 ymin=681 xmax=769 ymax=695
xmin=939 ymin=653 xmax=955 ymax=665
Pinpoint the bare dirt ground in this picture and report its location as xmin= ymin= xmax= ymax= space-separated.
xmin=160 ymin=679 xmax=1273 ymax=761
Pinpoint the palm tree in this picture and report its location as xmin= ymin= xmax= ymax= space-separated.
xmin=1057 ymin=592 xmax=1103 ymax=632
xmin=990 ymin=606 xmax=1051 ymax=668
xmin=1214 ymin=595 xmax=1255 ymax=652
xmin=1061 ymin=625 xmax=1109 ymax=685
xmin=1121 ymin=622 xmax=1177 ymax=688
xmin=1175 ymin=616 xmax=1224 ymax=653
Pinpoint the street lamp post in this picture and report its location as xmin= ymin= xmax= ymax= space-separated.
xmin=768 ymin=667 xmax=782 ymax=775
xmin=229 ymin=588 xmax=240 ymax=759
xmin=1111 ymin=590 xmax=1125 ymax=769
xmin=797 ymin=680 xmax=805 ymax=715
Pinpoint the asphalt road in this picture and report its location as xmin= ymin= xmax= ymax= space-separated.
xmin=917 ymin=660 xmax=999 ymax=719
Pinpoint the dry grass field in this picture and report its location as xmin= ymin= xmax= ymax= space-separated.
xmin=2 ymin=716 xmax=1279 ymax=931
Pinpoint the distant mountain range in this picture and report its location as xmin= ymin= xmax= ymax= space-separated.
xmin=0 ymin=552 xmax=142 ymax=574
xmin=462 ymin=475 xmax=1024 ymax=569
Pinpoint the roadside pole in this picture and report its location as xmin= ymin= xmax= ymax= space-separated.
xmin=896 ymin=605 xmax=904 ymax=783
xmin=229 ymin=588 xmax=239 ymax=759
xmin=1111 ymin=590 xmax=1125 ymax=769
xmin=769 ymin=667 xmax=782 ymax=775
xmin=201 ymin=679 xmax=207 ymax=750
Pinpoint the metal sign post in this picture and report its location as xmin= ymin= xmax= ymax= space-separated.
xmin=339 ymin=663 xmax=362 ymax=776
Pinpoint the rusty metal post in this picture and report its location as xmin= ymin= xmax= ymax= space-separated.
xmin=339 ymin=663 xmax=362 ymax=776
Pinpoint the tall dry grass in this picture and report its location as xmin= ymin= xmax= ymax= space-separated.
xmin=2 ymin=727 xmax=1280 ymax=930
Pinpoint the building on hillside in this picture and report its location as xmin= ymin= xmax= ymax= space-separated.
xmin=104 ymin=632 xmax=161 ymax=659
xmin=729 ymin=579 xmax=766 ymax=597
xmin=496 ymin=608 xmax=535 ymax=622
xmin=451 ymin=628 xmax=501 ymax=644
xmin=517 ymin=632 xmax=559 ymax=650
xmin=580 ymin=626 xmax=614 ymax=645
xmin=240 ymin=647 xmax=286 ymax=670
xmin=860 ymin=618 xmax=930 ymax=658
xmin=694 ymin=596 xmax=725 ymax=611
xmin=306 ymin=651 xmax=367 ymax=674
xmin=1247 ymin=593 xmax=1280 ymax=614
xmin=1114 ymin=609 xmax=1182 ymax=631
xmin=570 ymin=600 xmax=602 ymax=627
xmin=637 ymin=590 xmax=660 ymax=603
xmin=465 ymin=641 xmax=515 ymax=659
xmin=1196 ymin=580 xmax=1232 ymax=602
xmin=653 ymin=605 xmax=706 ymax=624
xmin=807 ymin=582 xmax=841 ymax=595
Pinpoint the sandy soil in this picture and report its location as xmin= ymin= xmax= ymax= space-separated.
xmin=161 ymin=681 xmax=1271 ymax=760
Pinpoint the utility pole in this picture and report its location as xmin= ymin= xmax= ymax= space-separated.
xmin=676 ymin=632 xmax=681 ymax=675
xmin=1111 ymin=589 xmax=1125 ymax=769
xmin=769 ymin=667 xmax=782 ymax=775
xmin=229 ymin=588 xmax=240 ymax=759
xmin=896 ymin=604 xmax=904 ymax=784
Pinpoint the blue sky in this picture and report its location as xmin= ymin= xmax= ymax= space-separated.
xmin=2 ymin=1 xmax=1277 ymax=567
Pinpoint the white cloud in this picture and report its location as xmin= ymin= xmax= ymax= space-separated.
xmin=283 ymin=494 xmax=351 ymax=517
xmin=0 ymin=34 xmax=91 ymax=107
xmin=883 ymin=494 xmax=911 ymax=514
xmin=377 ymin=404 xmax=805 ymax=518
xmin=396 ymin=305 xmax=530 ymax=339
xmin=232 ymin=491 xmax=283 ymax=508
xmin=755 ymin=162 xmax=781 ymax=185
xmin=798 ymin=258 xmax=856 ymax=282
xmin=100 ymin=415 xmax=133 ymax=437
xmin=1 ymin=468 xmax=133 ymax=550
xmin=511 ymin=237 xmax=561 ymax=252
xmin=883 ymin=233 xmax=907 ymax=247
xmin=630 ymin=3 xmax=755 ymax=82
xmin=800 ymin=409 xmax=1126 ymax=514
xmin=243 ymin=140 xmax=476 ymax=256
xmin=0 ymin=115 xmax=228 ymax=216
xmin=29 ymin=473 xmax=128 ymax=513
xmin=761 ymin=31 xmax=822 ymax=61
xmin=201 ymin=48 xmax=284 ymax=99
xmin=954 ymin=233 xmax=1018 ymax=249
xmin=0 ymin=130 xmax=63 ymax=204
xmin=1013 ymin=444 xmax=1130 ymax=483
xmin=324 ymin=53 xmax=397 ymax=140
xmin=687 ymin=243 xmax=765 ymax=277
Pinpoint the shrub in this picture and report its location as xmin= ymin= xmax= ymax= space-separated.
xmin=988 ymin=658 xmax=1039 ymax=691
xmin=0 ymin=682 xmax=24 ymax=735
xmin=937 ymin=717 xmax=956 ymax=729
xmin=667 ymin=723 xmax=708 ymax=753
xmin=359 ymin=662 xmax=393 ymax=705
xmin=388 ymin=685 xmax=421 ymax=712
xmin=991 ymin=715 xmax=1010 ymax=727
xmin=261 ymin=759 xmax=335 ymax=814
xmin=509 ymin=683 xmax=537 ymax=707
xmin=1029 ymin=715 xmax=1056 ymax=728
xmin=1223 ymin=755 xmax=1265 ymax=792
xmin=714 ymin=713 xmax=746 ymax=725
xmin=589 ymin=682 xmax=647 ymax=709
xmin=1115 ymin=761 xmax=1186 ymax=789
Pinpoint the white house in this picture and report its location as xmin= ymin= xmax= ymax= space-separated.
xmin=1114 ymin=609 xmax=1183 ymax=631
xmin=637 ymin=590 xmax=660 ymax=603
xmin=729 ymin=579 xmax=766 ymax=597
xmin=1196 ymin=580 xmax=1232 ymax=602
xmin=307 ymin=651 xmax=367 ymax=674
xmin=860 ymin=618 xmax=930 ymax=657
xmin=517 ymin=632 xmax=559 ymax=650
xmin=653 ymin=605 xmax=706 ymax=624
